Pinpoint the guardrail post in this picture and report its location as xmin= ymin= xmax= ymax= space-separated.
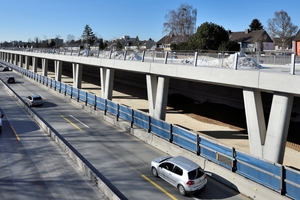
xmin=104 ymin=99 xmax=107 ymax=115
xmin=231 ymin=147 xmax=237 ymax=172
xmin=194 ymin=51 xmax=198 ymax=66
xmin=142 ymin=51 xmax=145 ymax=62
xmin=109 ymin=50 xmax=112 ymax=59
xmin=290 ymin=53 xmax=296 ymax=75
xmin=123 ymin=50 xmax=127 ymax=60
xmin=196 ymin=135 xmax=200 ymax=155
xmin=148 ymin=116 xmax=151 ymax=133
xmin=131 ymin=109 xmax=134 ymax=128
xmin=85 ymin=91 xmax=88 ymax=106
xmin=93 ymin=95 xmax=97 ymax=110
xmin=280 ymin=165 xmax=286 ymax=195
xmin=233 ymin=53 xmax=238 ymax=70
xmin=164 ymin=51 xmax=169 ymax=64
xmin=117 ymin=104 xmax=120 ymax=121
xmin=169 ymin=124 xmax=173 ymax=143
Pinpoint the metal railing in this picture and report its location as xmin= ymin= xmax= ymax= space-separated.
xmin=4 ymin=47 xmax=299 ymax=69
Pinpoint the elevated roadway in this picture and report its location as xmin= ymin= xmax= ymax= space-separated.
xmin=1 ymin=49 xmax=299 ymax=165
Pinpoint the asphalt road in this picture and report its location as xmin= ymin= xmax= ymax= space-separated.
xmin=0 ymin=68 xmax=250 ymax=200
xmin=0 ymin=79 xmax=108 ymax=199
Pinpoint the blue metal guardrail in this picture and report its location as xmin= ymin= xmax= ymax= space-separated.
xmin=3 ymin=60 xmax=300 ymax=200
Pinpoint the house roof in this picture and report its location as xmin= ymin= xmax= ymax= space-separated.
xmin=229 ymin=29 xmax=273 ymax=43
xmin=294 ymin=30 xmax=300 ymax=41
xmin=156 ymin=35 xmax=190 ymax=45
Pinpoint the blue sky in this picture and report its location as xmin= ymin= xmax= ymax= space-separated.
xmin=1 ymin=0 xmax=299 ymax=43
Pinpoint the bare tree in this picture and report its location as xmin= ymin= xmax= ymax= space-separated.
xmin=163 ymin=3 xmax=197 ymax=37
xmin=267 ymin=10 xmax=298 ymax=49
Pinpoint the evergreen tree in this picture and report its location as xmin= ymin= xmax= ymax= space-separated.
xmin=98 ymin=38 xmax=105 ymax=50
xmin=249 ymin=19 xmax=263 ymax=31
xmin=81 ymin=24 xmax=96 ymax=46
xmin=188 ymin=22 xmax=229 ymax=50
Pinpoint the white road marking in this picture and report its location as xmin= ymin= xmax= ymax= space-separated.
xmin=69 ymin=115 xmax=89 ymax=128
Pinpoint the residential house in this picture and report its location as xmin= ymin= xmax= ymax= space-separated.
xmin=156 ymin=34 xmax=190 ymax=51
xmin=273 ymin=36 xmax=294 ymax=50
xmin=124 ymin=39 xmax=156 ymax=51
xmin=229 ymin=29 xmax=274 ymax=52
xmin=292 ymin=30 xmax=300 ymax=56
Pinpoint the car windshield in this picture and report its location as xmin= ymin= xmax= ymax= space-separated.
xmin=159 ymin=157 xmax=171 ymax=163
xmin=188 ymin=168 xmax=204 ymax=180
xmin=33 ymin=96 xmax=42 ymax=100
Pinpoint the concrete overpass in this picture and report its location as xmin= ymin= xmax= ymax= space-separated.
xmin=0 ymin=49 xmax=299 ymax=165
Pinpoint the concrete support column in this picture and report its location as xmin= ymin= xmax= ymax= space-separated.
xmin=32 ymin=57 xmax=37 ymax=72
xmin=72 ymin=63 xmax=83 ymax=89
xmin=146 ymin=74 xmax=169 ymax=120
xmin=9 ymin=53 xmax=12 ymax=64
xmin=54 ymin=60 xmax=62 ymax=82
xmin=263 ymin=93 xmax=293 ymax=164
xmin=100 ymin=67 xmax=115 ymax=100
xmin=25 ymin=56 xmax=29 ymax=70
xmin=41 ymin=58 xmax=48 ymax=76
xmin=243 ymin=88 xmax=294 ymax=164
xmin=19 ymin=55 xmax=23 ymax=67
xmin=243 ymin=88 xmax=266 ymax=157
xmin=14 ymin=54 xmax=17 ymax=65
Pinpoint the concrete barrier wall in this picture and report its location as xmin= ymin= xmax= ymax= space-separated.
xmin=1 ymin=78 xmax=292 ymax=200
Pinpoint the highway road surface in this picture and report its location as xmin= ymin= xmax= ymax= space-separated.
xmin=0 ymin=68 xmax=250 ymax=199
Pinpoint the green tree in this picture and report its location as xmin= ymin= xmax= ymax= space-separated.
xmin=188 ymin=22 xmax=229 ymax=50
xmin=218 ymin=41 xmax=240 ymax=52
xmin=116 ymin=41 xmax=123 ymax=50
xmin=81 ymin=24 xmax=96 ymax=46
xmin=267 ymin=10 xmax=298 ymax=49
xmin=249 ymin=19 xmax=263 ymax=31
xmin=98 ymin=38 xmax=105 ymax=50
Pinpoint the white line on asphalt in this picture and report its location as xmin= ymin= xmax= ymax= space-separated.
xmin=69 ymin=115 xmax=89 ymax=128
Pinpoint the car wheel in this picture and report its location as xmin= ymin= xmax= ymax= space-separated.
xmin=151 ymin=167 xmax=158 ymax=177
xmin=178 ymin=184 xmax=186 ymax=196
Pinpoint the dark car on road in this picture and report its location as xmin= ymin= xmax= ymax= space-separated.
xmin=6 ymin=76 xmax=15 ymax=83
xmin=2 ymin=66 xmax=10 ymax=71
xmin=25 ymin=94 xmax=44 ymax=107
